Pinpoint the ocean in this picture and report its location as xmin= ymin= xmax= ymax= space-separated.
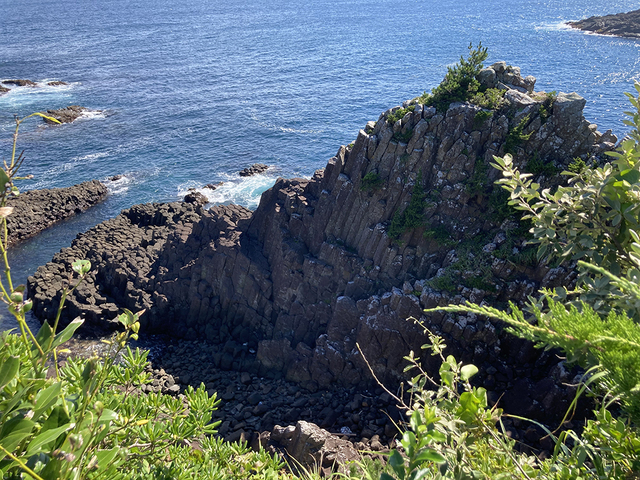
xmin=1 ymin=0 xmax=640 ymax=301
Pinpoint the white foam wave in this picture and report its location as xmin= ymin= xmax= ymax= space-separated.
xmin=71 ymin=151 xmax=110 ymax=162
xmin=177 ymin=170 xmax=279 ymax=210
xmin=249 ymin=112 xmax=323 ymax=135
xmin=76 ymin=110 xmax=107 ymax=121
xmin=104 ymin=174 xmax=133 ymax=195
xmin=535 ymin=21 xmax=577 ymax=32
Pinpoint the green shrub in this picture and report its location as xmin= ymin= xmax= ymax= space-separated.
xmin=392 ymin=128 xmax=413 ymax=144
xmin=567 ymin=157 xmax=587 ymax=174
xmin=524 ymin=152 xmax=559 ymax=176
xmin=360 ymin=171 xmax=384 ymax=192
xmin=472 ymin=109 xmax=493 ymax=129
xmin=538 ymin=90 xmax=557 ymax=124
xmin=470 ymin=88 xmax=505 ymax=111
xmin=425 ymin=43 xmax=488 ymax=112
xmin=387 ymin=105 xmax=415 ymax=124
xmin=503 ymin=115 xmax=532 ymax=155
xmin=388 ymin=172 xmax=426 ymax=239
xmin=464 ymin=157 xmax=489 ymax=196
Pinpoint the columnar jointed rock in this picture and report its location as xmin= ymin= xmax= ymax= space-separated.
xmin=6 ymin=180 xmax=107 ymax=247
xmin=28 ymin=64 xmax=613 ymax=425
xmin=568 ymin=9 xmax=640 ymax=39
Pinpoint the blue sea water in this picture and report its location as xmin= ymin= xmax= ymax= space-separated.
xmin=1 ymin=0 xmax=640 ymax=292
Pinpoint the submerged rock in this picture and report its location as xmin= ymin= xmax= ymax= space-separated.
xmin=568 ymin=9 xmax=640 ymax=38
xmin=6 ymin=180 xmax=107 ymax=247
xmin=47 ymin=81 xmax=68 ymax=86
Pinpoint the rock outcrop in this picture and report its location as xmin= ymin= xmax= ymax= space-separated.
xmin=2 ymin=79 xmax=36 ymax=87
xmin=0 ymin=85 xmax=9 ymax=95
xmin=568 ymin=9 xmax=640 ymax=38
xmin=41 ymin=106 xmax=98 ymax=124
xmin=6 ymin=180 xmax=108 ymax=247
xmin=28 ymin=63 xmax=614 ymax=424
xmin=239 ymin=164 xmax=269 ymax=177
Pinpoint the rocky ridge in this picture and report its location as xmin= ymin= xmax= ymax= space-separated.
xmin=568 ymin=9 xmax=640 ymax=38
xmin=6 ymin=180 xmax=108 ymax=247
xmin=28 ymin=62 xmax=615 ymax=427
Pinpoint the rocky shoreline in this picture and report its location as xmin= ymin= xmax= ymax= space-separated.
xmin=568 ymin=9 xmax=640 ymax=38
xmin=6 ymin=180 xmax=107 ymax=247
xmin=28 ymin=62 xmax=612 ymax=445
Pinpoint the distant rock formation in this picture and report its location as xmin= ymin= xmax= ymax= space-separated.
xmin=28 ymin=62 xmax=616 ymax=423
xmin=568 ymin=9 xmax=640 ymax=38
xmin=2 ymin=79 xmax=36 ymax=87
xmin=6 ymin=180 xmax=107 ymax=247
xmin=47 ymin=81 xmax=68 ymax=86
xmin=41 ymin=106 xmax=99 ymax=124
xmin=239 ymin=164 xmax=269 ymax=176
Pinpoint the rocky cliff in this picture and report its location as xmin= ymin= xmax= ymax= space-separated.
xmin=569 ymin=9 xmax=640 ymax=39
xmin=28 ymin=62 xmax=617 ymax=421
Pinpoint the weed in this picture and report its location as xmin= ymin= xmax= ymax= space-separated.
xmin=427 ymin=274 xmax=458 ymax=293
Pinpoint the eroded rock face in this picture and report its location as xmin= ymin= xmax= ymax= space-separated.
xmin=28 ymin=64 xmax=613 ymax=423
xmin=6 ymin=180 xmax=107 ymax=247
xmin=569 ymin=9 xmax=640 ymax=38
